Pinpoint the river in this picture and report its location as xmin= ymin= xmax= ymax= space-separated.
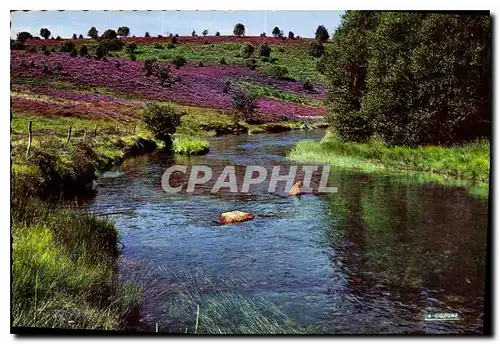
xmin=86 ymin=129 xmax=488 ymax=334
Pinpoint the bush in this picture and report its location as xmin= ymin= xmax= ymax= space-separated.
xmin=117 ymin=26 xmax=130 ymax=37
xmin=70 ymin=48 xmax=78 ymax=57
xmin=145 ymin=32 xmax=150 ymax=38
xmin=166 ymin=42 xmax=176 ymax=49
xmin=171 ymin=36 xmax=178 ymax=44
xmin=26 ymin=46 xmax=37 ymax=52
xmin=55 ymin=64 xmax=63 ymax=72
xmin=302 ymin=80 xmax=314 ymax=91
xmin=241 ymin=42 xmax=255 ymax=58
xmin=125 ymin=42 xmax=137 ymax=54
xmin=231 ymin=90 xmax=257 ymax=122
xmin=43 ymin=49 xmax=50 ymax=56
xmin=309 ymin=40 xmax=325 ymax=57
xmin=264 ymin=64 xmax=288 ymax=79
xmin=95 ymin=45 xmax=106 ymax=59
xmin=143 ymin=58 xmax=157 ymax=76
xmin=141 ymin=102 xmax=183 ymax=144
xmin=219 ymin=57 xmax=227 ymax=65
xmin=153 ymin=43 xmax=164 ymax=49
xmin=157 ymin=66 xmax=173 ymax=86
xmin=129 ymin=54 xmax=136 ymax=61
xmin=215 ymin=32 xmax=221 ymax=36
xmin=59 ymin=41 xmax=75 ymax=53
xmin=171 ymin=55 xmax=187 ymax=68
xmin=99 ymin=38 xmax=124 ymax=52
xmin=101 ymin=29 xmax=117 ymax=40
xmin=198 ymin=61 xmax=204 ymax=67
xmin=260 ymin=56 xmax=269 ymax=63
xmin=288 ymin=31 xmax=295 ymax=39
xmin=258 ymin=43 xmax=271 ymax=57
xmin=245 ymin=58 xmax=257 ymax=70
xmin=78 ymin=45 xmax=88 ymax=56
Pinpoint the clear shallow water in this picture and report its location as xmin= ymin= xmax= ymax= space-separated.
xmin=87 ymin=129 xmax=488 ymax=334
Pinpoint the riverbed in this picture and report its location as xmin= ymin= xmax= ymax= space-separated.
xmin=86 ymin=129 xmax=488 ymax=334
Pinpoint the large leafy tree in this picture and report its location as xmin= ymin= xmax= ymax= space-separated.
xmin=16 ymin=31 xmax=33 ymax=43
xmin=117 ymin=26 xmax=130 ymax=37
xmin=88 ymin=26 xmax=98 ymax=39
xmin=101 ymin=29 xmax=117 ymax=39
xmin=40 ymin=28 xmax=51 ymax=39
xmin=233 ymin=23 xmax=245 ymax=37
xmin=324 ymin=11 xmax=490 ymax=146
xmin=272 ymin=26 xmax=281 ymax=37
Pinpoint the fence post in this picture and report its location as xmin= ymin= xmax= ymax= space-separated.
xmin=26 ymin=120 xmax=32 ymax=156
xmin=66 ymin=126 xmax=72 ymax=145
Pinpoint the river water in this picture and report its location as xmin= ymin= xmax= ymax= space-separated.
xmin=87 ymin=129 xmax=488 ymax=334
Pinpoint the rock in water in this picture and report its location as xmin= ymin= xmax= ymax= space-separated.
xmin=288 ymin=181 xmax=304 ymax=196
xmin=219 ymin=211 xmax=254 ymax=224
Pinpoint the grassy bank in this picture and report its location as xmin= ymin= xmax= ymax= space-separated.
xmin=173 ymin=134 xmax=210 ymax=155
xmin=288 ymin=132 xmax=490 ymax=184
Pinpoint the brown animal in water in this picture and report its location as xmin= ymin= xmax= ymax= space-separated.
xmin=288 ymin=180 xmax=304 ymax=196
xmin=219 ymin=211 xmax=254 ymax=224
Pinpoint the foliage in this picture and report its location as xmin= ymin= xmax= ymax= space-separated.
xmin=288 ymin=31 xmax=295 ymax=39
xmin=173 ymin=135 xmax=210 ymax=155
xmin=308 ymin=40 xmax=325 ymax=57
xmin=272 ymin=27 xmax=281 ymax=37
xmin=263 ymin=64 xmax=288 ymax=79
xmin=302 ymin=79 xmax=314 ymax=91
xmin=141 ymin=102 xmax=183 ymax=143
xmin=70 ymin=48 xmax=78 ymax=57
xmin=215 ymin=31 xmax=221 ymax=36
xmin=78 ymin=45 xmax=88 ymax=56
xmin=117 ymin=26 xmax=130 ymax=37
xmin=315 ymin=25 xmax=330 ymax=42
xmin=231 ymin=89 xmax=257 ymax=121
xmin=171 ymin=55 xmax=187 ymax=68
xmin=88 ymin=26 xmax=98 ymax=39
xmin=101 ymin=29 xmax=118 ymax=40
xmin=40 ymin=28 xmax=51 ymax=39
xmin=202 ymin=29 xmax=208 ymax=36
xmin=258 ymin=42 xmax=271 ymax=57
xmin=145 ymin=32 xmax=150 ymax=38
xmin=241 ymin=42 xmax=256 ymax=58
xmin=157 ymin=66 xmax=173 ymax=86
xmin=59 ymin=41 xmax=75 ymax=53
xmin=154 ymin=42 xmax=164 ymax=49
xmin=125 ymin=42 xmax=137 ymax=54
xmin=11 ymin=40 xmax=25 ymax=50
xmin=143 ymin=58 xmax=158 ymax=76
xmin=233 ymin=23 xmax=245 ymax=37
xmin=16 ymin=32 xmax=33 ymax=44
xmin=324 ymin=11 xmax=491 ymax=145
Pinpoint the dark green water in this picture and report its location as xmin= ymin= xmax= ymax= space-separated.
xmin=88 ymin=129 xmax=488 ymax=334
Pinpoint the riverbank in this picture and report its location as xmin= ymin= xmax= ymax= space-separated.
xmin=288 ymin=131 xmax=490 ymax=189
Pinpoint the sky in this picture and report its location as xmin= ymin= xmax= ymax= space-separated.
xmin=10 ymin=10 xmax=345 ymax=39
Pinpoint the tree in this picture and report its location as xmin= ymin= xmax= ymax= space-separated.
xmin=40 ymin=28 xmax=51 ymax=39
xmin=324 ymin=11 xmax=490 ymax=145
xmin=125 ymin=42 xmax=137 ymax=54
xmin=145 ymin=32 xmax=150 ymax=38
xmin=78 ymin=34 xmax=84 ymax=39
xmin=272 ymin=27 xmax=281 ymax=37
xmin=72 ymin=33 xmax=77 ymax=39
xmin=260 ymin=32 xmax=266 ymax=37
xmin=88 ymin=27 xmax=99 ymax=40
xmin=88 ymin=27 xmax=98 ymax=39
xmin=56 ymin=35 xmax=61 ymax=40
xmin=117 ymin=26 xmax=130 ymax=37
xmin=231 ymin=90 xmax=257 ymax=123
xmin=101 ymin=29 xmax=117 ymax=40
xmin=16 ymin=32 xmax=33 ymax=44
xmin=141 ymin=102 xmax=183 ymax=144
xmin=233 ymin=23 xmax=245 ymax=37
xmin=59 ymin=41 xmax=75 ymax=53
xmin=191 ymin=30 xmax=197 ymax=36
xmin=315 ymin=25 xmax=329 ymax=43
xmin=202 ymin=29 xmax=208 ymax=36
xmin=79 ymin=45 xmax=88 ymax=56
xmin=258 ymin=42 xmax=271 ymax=57
xmin=288 ymin=31 xmax=295 ymax=39
xmin=215 ymin=31 xmax=221 ymax=36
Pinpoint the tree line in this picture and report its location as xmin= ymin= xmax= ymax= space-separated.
xmin=322 ymin=11 xmax=490 ymax=146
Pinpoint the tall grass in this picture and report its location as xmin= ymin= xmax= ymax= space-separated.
xmin=173 ymin=135 xmax=210 ymax=155
xmin=288 ymin=132 xmax=490 ymax=183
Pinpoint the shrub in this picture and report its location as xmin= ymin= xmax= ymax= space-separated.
xmin=265 ymin=64 xmax=288 ymax=79
xmin=125 ymin=42 xmax=137 ymax=54
xmin=59 ymin=41 xmax=75 ymax=53
xmin=245 ymin=58 xmax=257 ymax=70
xmin=145 ymin=32 xmax=150 ymax=38
xmin=166 ymin=43 xmax=176 ymax=49
xmin=272 ymin=27 xmax=281 ymax=37
xmin=72 ymin=34 xmax=77 ymax=39
xmin=141 ymin=102 xmax=183 ymax=144
xmin=153 ymin=43 xmax=164 ymax=49
xmin=99 ymin=38 xmax=124 ymax=52
xmin=288 ymin=31 xmax=295 ymax=39
xmin=241 ymin=42 xmax=255 ymax=58
xmin=233 ymin=23 xmax=245 ymax=37
xmin=171 ymin=36 xmax=178 ymax=44
xmin=260 ymin=56 xmax=269 ymax=63
xmin=70 ymin=48 xmax=78 ymax=57
xmin=26 ymin=46 xmax=37 ymax=53
xmin=198 ymin=61 xmax=204 ymax=67
xmin=308 ymin=40 xmax=325 ymax=57
xmin=215 ymin=32 xmax=221 ymax=36
xmin=157 ymin=66 xmax=173 ymax=86
xmin=79 ymin=45 xmax=88 ymax=56
xmin=171 ymin=55 xmax=187 ymax=68
xmin=202 ymin=29 xmax=208 ymax=36
xmin=78 ymin=34 xmax=84 ymax=39
xmin=258 ymin=43 xmax=271 ymax=57
xmin=16 ymin=31 xmax=33 ymax=43
xmin=191 ymin=30 xmax=197 ymax=37
xmin=95 ymin=45 xmax=106 ymax=59
xmin=315 ymin=25 xmax=329 ymax=43
xmin=42 ymin=64 xmax=48 ymax=73
xmin=43 ymin=49 xmax=50 ymax=56
xmin=55 ymin=64 xmax=63 ymax=72
xmin=302 ymin=79 xmax=314 ymax=91
xmin=173 ymin=135 xmax=210 ymax=155
xmin=129 ymin=54 xmax=136 ymax=61
xmin=223 ymin=80 xmax=231 ymax=93
xmin=231 ymin=90 xmax=257 ymax=122
xmin=143 ymin=58 xmax=157 ymax=76
xmin=219 ymin=57 xmax=227 ymax=65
